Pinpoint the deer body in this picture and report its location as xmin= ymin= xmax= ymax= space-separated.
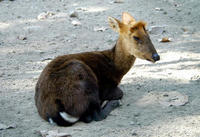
xmin=35 ymin=12 xmax=160 ymax=126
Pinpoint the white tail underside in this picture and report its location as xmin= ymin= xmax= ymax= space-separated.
xmin=59 ymin=112 xmax=79 ymax=123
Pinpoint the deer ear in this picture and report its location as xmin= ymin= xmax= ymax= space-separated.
xmin=122 ymin=12 xmax=136 ymax=25
xmin=108 ymin=17 xmax=121 ymax=33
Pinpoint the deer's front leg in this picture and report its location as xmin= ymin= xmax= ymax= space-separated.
xmin=102 ymin=87 xmax=123 ymax=101
xmin=93 ymin=100 xmax=120 ymax=121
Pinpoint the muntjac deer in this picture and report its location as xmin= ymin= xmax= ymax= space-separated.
xmin=35 ymin=12 xmax=160 ymax=126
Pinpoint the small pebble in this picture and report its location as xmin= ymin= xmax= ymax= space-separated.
xmin=17 ymin=35 xmax=27 ymax=40
xmin=181 ymin=27 xmax=188 ymax=32
xmin=113 ymin=0 xmax=124 ymax=3
xmin=160 ymin=37 xmax=171 ymax=42
xmin=71 ymin=20 xmax=81 ymax=26
xmin=132 ymin=132 xmax=138 ymax=136
xmin=76 ymin=7 xmax=88 ymax=11
xmin=134 ymin=113 xmax=140 ymax=117
xmin=163 ymin=94 xmax=169 ymax=97
xmin=0 ymin=123 xmax=16 ymax=130
xmin=41 ymin=58 xmax=53 ymax=61
xmin=94 ymin=26 xmax=107 ymax=32
xmin=70 ymin=11 xmax=78 ymax=18
xmin=37 ymin=12 xmax=55 ymax=20
xmin=40 ymin=130 xmax=71 ymax=137
xmin=163 ymin=11 xmax=168 ymax=15
xmin=155 ymin=7 xmax=163 ymax=11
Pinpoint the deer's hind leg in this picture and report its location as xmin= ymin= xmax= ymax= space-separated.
xmin=40 ymin=59 xmax=101 ymax=126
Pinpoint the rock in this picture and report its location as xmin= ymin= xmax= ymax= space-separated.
xmin=37 ymin=12 xmax=55 ymax=20
xmin=76 ymin=7 xmax=88 ymax=11
xmin=71 ymin=20 xmax=81 ymax=26
xmin=94 ymin=26 xmax=107 ymax=32
xmin=69 ymin=11 xmax=78 ymax=18
xmin=134 ymin=113 xmax=140 ymax=117
xmin=174 ymin=3 xmax=181 ymax=7
xmin=17 ymin=35 xmax=27 ymax=40
xmin=40 ymin=130 xmax=71 ymax=137
xmin=160 ymin=37 xmax=172 ymax=42
xmin=113 ymin=0 xmax=124 ymax=3
xmin=0 ymin=123 xmax=16 ymax=130
xmin=176 ymin=9 xmax=181 ymax=12
xmin=155 ymin=7 xmax=164 ymax=11
xmin=41 ymin=58 xmax=53 ymax=62
xmin=37 ymin=12 xmax=48 ymax=20
xmin=132 ymin=132 xmax=138 ymax=136
xmin=181 ymin=27 xmax=188 ymax=32
xmin=163 ymin=11 xmax=168 ymax=15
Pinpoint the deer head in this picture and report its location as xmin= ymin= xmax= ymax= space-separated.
xmin=108 ymin=12 xmax=160 ymax=63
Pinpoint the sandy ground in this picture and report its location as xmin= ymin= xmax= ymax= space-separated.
xmin=0 ymin=0 xmax=200 ymax=137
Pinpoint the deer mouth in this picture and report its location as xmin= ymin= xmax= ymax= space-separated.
xmin=146 ymin=58 xmax=156 ymax=63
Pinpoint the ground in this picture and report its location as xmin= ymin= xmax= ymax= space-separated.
xmin=0 ymin=0 xmax=200 ymax=137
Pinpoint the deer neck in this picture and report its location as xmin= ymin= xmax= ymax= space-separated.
xmin=103 ymin=36 xmax=136 ymax=75
xmin=114 ymin=36 xmax=136 ymax=74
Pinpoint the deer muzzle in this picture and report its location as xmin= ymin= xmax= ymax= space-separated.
xmin=152 ymin=53 xmax=160 ymax=62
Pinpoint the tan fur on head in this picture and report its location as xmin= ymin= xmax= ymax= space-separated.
xmin=130 ymin=21 xmax=147 ymax=34
xmin=131 ymin=21 xmax=146 ymax=29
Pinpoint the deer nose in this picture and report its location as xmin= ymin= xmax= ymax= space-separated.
xmin=152 ymin=53 xmax=160 ymax=61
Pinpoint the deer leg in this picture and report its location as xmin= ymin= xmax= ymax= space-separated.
xmin=103 ymin=87 xmax=123 ymax=101
xmin=80 ymin=86 xmax=122 ymax=122
xmin=80 ymin=99 xmax=120 ymax=122
xmin=92 ymin=100 xmax=120 ymax=121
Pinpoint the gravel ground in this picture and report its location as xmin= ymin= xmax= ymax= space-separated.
xmin=0 ymin=0 xmax=200 ymax=137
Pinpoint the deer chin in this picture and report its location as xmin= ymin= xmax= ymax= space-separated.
xmin=134 ymin=54 xmax=155 ymax=63
xmin=146 ymin=59 xmax=156 ymax=63
xmin=142 ymin=55 xmax=156 ymax=63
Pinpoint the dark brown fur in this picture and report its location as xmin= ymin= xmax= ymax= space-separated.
xmin=35 ymin=44 xmax=134 ymax=123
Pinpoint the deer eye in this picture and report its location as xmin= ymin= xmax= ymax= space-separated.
xmin=133 ymin=36 xmax=140 ymax=41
